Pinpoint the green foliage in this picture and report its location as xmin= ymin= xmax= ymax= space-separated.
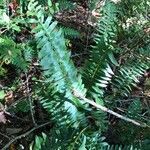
xmin=26 ymin=0 xmax=108 ymax=149
xmin=0 ymin=90 xmax=5 ymax=100
xmin=30 ymin=133 xmax=47 ymax=150
xmin=57 ymin=0 xmax=76 ymax=11
xmin=31 ymin=132 xmax=140 ymax=150
xmin=112 ymin=61 xmax=148 ymax=96
xmin=0 ymin=8 xmax=22 ymax=32
xmin=0 ymin=37 xmax=27 ymax=71
xmin=61 ymin=26 xmax=80 ymax=39
xmin=27 ymin=1 xmax=87 ymax=129
xmin=83 ymin=1 xmax=118 ymax=101
xmin=27 ymin=0 xmax=150 ymax=149
xmin=0 ymin=0 xmax=149 ymax=149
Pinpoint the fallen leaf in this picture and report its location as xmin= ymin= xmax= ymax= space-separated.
xmin=5 ymin=91 xmax=14 ymax=105
xmin=10 ymin=144 xmax=16 ymax=150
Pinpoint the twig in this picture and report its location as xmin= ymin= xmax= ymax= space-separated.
xmin=0 ymin=132 xmax=10 ymax=140
xmin=25 ymin=74 xmax=37 ymax=126
xmin=6 ymin=97 xmax=27 ymax=111
xmin=0 ymin=29 xmax=8 ymax=35
xmin=72 ymin=89 xmax=148 ymax=128
xmin=2 ymin=122 xmax=51 ymax=150
xmin=6 ymin=112 xmax=31 ymax=123
xmin=71 ymin=52 xmax=87 ymax=58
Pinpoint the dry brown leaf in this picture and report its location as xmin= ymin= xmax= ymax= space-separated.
xmin=10 ymin=144 xmax=16 ymax=150
xmin=5 ymin=91 xmax=14 ymax=105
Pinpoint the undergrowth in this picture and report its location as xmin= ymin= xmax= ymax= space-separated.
xmin=0 ymin=0 xmax=149 ymax=149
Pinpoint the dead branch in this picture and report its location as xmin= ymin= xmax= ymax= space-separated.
xmin=2 ymin=122 xmax=51 ymax=150
xmin=72 ymin=89 xmax=148 ymax=128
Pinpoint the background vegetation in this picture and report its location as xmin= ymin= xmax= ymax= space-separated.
xmin=0 ymin=0 xmax=149 ymax=149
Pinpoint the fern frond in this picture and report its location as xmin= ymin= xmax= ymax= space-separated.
xmin=112 ymin=61 xmax=148 ymax=96
xmin=31 ymin=129 xmax=109 ymax=150
xmin=61 ymin=26 xmax=80 ymax=38
xmin=27 ymin=1 xmax=150 ymax=149
xmin=39 ymin=85 xmax=77 ymax=127
xmin=83 ymin=1 xmax=118 ymax=100
xmin=31 ymin=131 xmax=140 ymax=150
xmin=57 ymin=0 xmax=76 ymax=11
xmin=0 ymin=37 xmax=27 ymax=70
xmin=27 ymin=0 xmax=88 ymax=130
xmin=27 ymin=0 xmax=86 ymax=97
xmin=104 ymin=144 xmax=140 ymax=150
xmin=139 ymin=44 xmax=150 ymax=59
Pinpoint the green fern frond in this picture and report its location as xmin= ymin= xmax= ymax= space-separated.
xmin=104 ymin=144 xmax=140 ymax=150
xmin=27 ymin=1 xmax=150 ymax=149
xmin=31 ymin=129 xmax=109 ymax=150
xmin=83 ymin=1 xmax=118 ymax=100
xmin=139 ymin=44 xmax=150 ymax=59
xmin=61 ymin=26 xmax=80 ymax=38
xmin=0 ymin=37 xmax=27 ymax=70
xmin=40 ymin=86 xmax=76 ymax=127
xmin=27 ymin=0 xmax=89 ymax=130
xmin=27 ymin=2 xmax=109 ymax=147
xmin=57 ymin=0 xmax=76 ymax=11
xmin=27 ymin=0 xmax=86 ymax=98
xmin=31 ymin=132 xmax=140 ymax=150
xmin=112 ymin=61 xmax=148 ymax=96
xmin=22 ymin=45 xmax=34 ymax=62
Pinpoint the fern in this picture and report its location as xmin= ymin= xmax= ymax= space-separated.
xmin=57 ymin=0 xmax=76 ymax=11
xmin=61 ymin=26 xmax=80 ymax=39
xmin=39 ymin=85 xmax=76 ymax=127
xmin=31 ymin=131 xmax=108 ymax=150
xmin=26 ymin=0 xmax=150 ymax=149
xmin=0 ymin=0 xmax=149 ymax=149
xmin=31 ymin=132 xmax=140 ymax=150
xmin=111 ymin=61 xmax=148 ymax=96
xmin=83 ymin=1 xmax=118 ymax=101
xmin=27 ymin=0 xmax=87 ymax=131
xmin=0 ymin=37 xmax=27 ymax=70
xmin=27 ymin=0 xmax=86 ymax=96
xmin=26 ymin=1 xmax=110 ymax=149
